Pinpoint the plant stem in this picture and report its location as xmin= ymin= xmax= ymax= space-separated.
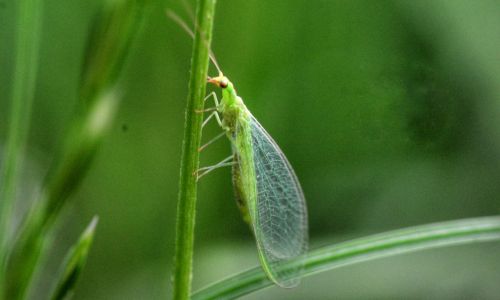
xmin=172 ymin=1 xmax=217 ymax=299
xmin=0 ymin=0 xmax=42 ymax=296
xmin=192 ymin=216 xmax=500 ymax=299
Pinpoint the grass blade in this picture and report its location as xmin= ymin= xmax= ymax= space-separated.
xmin=192 ymin=216 xmax=500 ymax=299
xmin=5 ymin=1 xmax=148 ymax=298
xmin=0 ymin=0 xmax=43 ymax=296
xmin=50 ymin=216 xmax=98 ymax=300
xmin=5 ymin=89 xmax=119 ymax=300
xmin=172 ymin=1 xmax=217 ymax=299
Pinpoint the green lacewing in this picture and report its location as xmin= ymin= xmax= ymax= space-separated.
xmin=206 ymin=74 xmax=309 ymax=287
xmin=167 ymin=9 xmax=309 ymax=287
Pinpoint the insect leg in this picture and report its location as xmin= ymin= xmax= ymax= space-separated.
xmin=213 ymin=111 xmax=223 ymax=127
xmin=202 ymin=110 xmax=224 ymax=128
xmin=197 ymin=91 xmax=225 ymax=151
xmin=202 ymin=111 xmax=216 ymax=128
xmin=195 ymin=92 xmax=219 ymax=114
xmin=199 ymin=91 xmax=223 ymax=128
xmin=198 ymin=131 xmax=225 ymax=152
xmin=195 ymin=107 xmax=217 ymax=114
xmin=197 ymin=155 xmax=233 ymax=171
xmin=204 ymin=91 xmax=220 ymax=107
xmin=195 ymin=155 xmax=235 ymax=180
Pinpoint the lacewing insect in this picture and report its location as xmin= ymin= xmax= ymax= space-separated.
xmin=168 ymin=10 xmax=308 ymax=288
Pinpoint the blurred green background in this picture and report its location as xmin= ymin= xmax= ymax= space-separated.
xmin=1 ymin=0 xmax=500 ymax=299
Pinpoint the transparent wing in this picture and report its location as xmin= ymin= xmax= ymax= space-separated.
xmin=249 ymin=116 xmax=308 ymax=287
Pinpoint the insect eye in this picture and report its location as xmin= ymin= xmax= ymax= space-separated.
xmin=220 ymin=79 xmax=229 ymax=88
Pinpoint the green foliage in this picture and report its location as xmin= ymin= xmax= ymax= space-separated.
xmin=50 ymin=217 xmax=98 ymax=300
xmin=1 ymin=0 xmax=147 ymax=299
xmin=0 ymin=0 xmax=43 ymax=295
xmin=1 ymin=0 xmax=499 ymax=299
xmin=193 ymin=216 xmax=500 ymax=299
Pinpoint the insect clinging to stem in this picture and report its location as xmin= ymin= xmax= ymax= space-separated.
xmin=168 ymin=9 xmax=309 ymax=288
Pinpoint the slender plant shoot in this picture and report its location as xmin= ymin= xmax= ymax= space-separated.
xmin=171 ymin=1 xmax=217 ymax=299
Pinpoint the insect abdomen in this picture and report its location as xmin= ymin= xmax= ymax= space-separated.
xmin=230 ymin=113 xmax=257 ymax=228
xmin=231 ymin=153 xmax=251 ymax=226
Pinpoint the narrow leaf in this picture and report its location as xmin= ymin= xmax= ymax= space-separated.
xmin=5 ymin=1 xmax=148 ymax=298
xmin=0 ymin=0 xmax=43 ymax=295
xmin=50 ymin=216 xmax=99 ymax=300
xmin=192 ymin=216 xmax=500 ymax=299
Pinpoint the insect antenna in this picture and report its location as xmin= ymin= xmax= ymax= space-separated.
xmin=180 ymin=0 xmax=196 ymax=25
xmin=166 ymin=9 xmax=223 ymax=75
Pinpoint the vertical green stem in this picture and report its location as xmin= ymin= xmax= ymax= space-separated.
xmin=0 ymin=0 xmax=42 ymax=297
xmin=172 ymin=0 xmax=217 ymax=299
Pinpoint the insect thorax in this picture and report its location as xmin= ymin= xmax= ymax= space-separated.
xmin=221 ymin=97 xmax=247 ymax=133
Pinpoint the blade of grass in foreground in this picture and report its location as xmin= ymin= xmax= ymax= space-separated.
xmin=5 ymin=1 xmax=148 ymax=299
xmin=5 ymin=89 xmax=119 ymax=300
xmin=172 ymin=0 xmax=217 ymax=299
xmin=0 ymin=0 xmax=43 ymax=296
xmin=50 ymin=216 xmax=98 ymax=300
xmin=192 ymin=216 xmax=500 ymax=299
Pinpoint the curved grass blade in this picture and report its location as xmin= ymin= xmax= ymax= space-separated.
xmin=50 ymin=216 xmax=99 ymax=300
xmin=5 ymin=1 xmax=148 ymax=298
xmin=192 ymin=216 xmax=500 ymax=299
xmin=0 ymin=0 xmax=43 ymax=293
xmin=249 ymin=116 xmax=308 ymax=287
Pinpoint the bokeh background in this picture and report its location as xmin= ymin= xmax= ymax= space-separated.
xmin=1 ymin=0 xmax=500 ymax=299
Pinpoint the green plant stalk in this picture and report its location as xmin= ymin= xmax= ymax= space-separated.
xmin=0 ymin=0 xmax=42 ymax=296
xmin=172 ymin=0 xmax=217 ymax=299
xmin=192 ymin=216 xmax=500 ymax=299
